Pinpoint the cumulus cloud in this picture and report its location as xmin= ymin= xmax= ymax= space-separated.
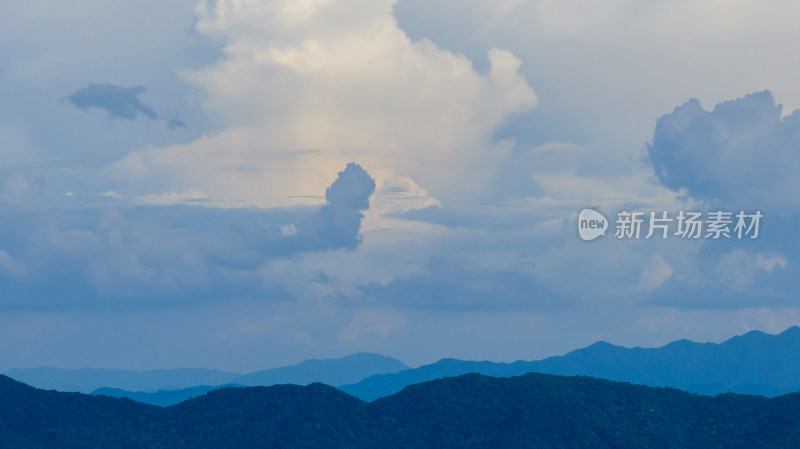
xmin=647 ymin=91 xmax=800 ymax=209
xmin=289 ymin=162 xmax=376 ymax=251
xmin=251 ymin=162 xmax=377 ymax=255
xmin=66 ymin=84 xmax=158 ymax=120
xmin=633 ymin=91 xmax=800 ymax=308
xmin=111 ymin=0 xmax=537 ymax=208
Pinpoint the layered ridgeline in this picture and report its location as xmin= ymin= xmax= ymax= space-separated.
xmin=5 ymin=353 xmax=408 ymax=406
xmin=2 ymin=372 xmax=800 ymax=448
xmin=2 ymin=367 xmax=240 ymax=394
xmin=9 ymin=327 xmax=800 ymax=406
xmin=341 ymin=326 xmax=800 ymax=401
xmin=88 ymin=353 xmax=408 ymax=407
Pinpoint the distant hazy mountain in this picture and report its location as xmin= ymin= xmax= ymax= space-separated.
xmin=3 ymin=372 xmax=800 ymax=448
xmin=232 ymin=352 xmax=409 ymax=387
xmin=2 ymin=367 xmax=241 ymax=394
xmin=5 ymin=353 xmax=407 ymax=397
xmin=91 ymin=384 xmax=243 ymax=407
xmin=341 ymin=326 xmax=800 ymax=401
xmin=81 ymin=353 xmax=408 ymax=406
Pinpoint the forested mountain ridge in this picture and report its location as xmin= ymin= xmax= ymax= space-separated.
xmin=341 ymin=326 xmax=800 ymax=400
xmin=3 ymin=371 xmax=800 ymax=448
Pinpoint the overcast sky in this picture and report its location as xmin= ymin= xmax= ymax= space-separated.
xmin=2 ymin=0 xmax=800 ymax=372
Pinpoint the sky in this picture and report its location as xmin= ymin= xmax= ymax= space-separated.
xmin=2 ymin=0 xmax=800 ymax=372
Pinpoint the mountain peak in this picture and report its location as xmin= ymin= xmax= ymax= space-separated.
xmin=233 ymin=353 xmax=409 ymax=388
xmin=779 ymin=325 xmax=800 ymax=336
xmin=342 ymin=325 xmax=800 ymax=401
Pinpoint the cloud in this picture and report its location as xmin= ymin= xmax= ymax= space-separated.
xmin=66 ymin=84 xmax=157 ymax=120
xmin=0 ymin=169 xmax=44 ymax=206
xmin=111 ymin=0 xmax=537 ymax=208
xmin=640 ymin=91 xmax=800 ymax=307
xmin=101 ymin=190 xmax=122 ymax=199
xmin=167 ymin=119 xmax=188 ymax=130
xmin=717 ymin=249 xmax=787 ymax=289
xmin=246 ymin=162 xmax=376 ymax=255
xmin=0 ymin=164 xmax=375 ymax=309
xmin=360 ymin=254 xmax=563 ymax=309
xmin=638 ymin=254 xmax=673 ymax=293
xmin=9 ymin=0 xmax=800 ymax=369
xmin=647 ymin=91 xmax=800 ymax=209
xmin=136 ymin=189 xmax=211 ymax=206
xmin=289 ymin=162 xmax=376 ymax=251
xmin=0 ymin=250 xmax=25 ymax=278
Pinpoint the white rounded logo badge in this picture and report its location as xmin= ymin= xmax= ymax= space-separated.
xmin=578 ymin=209 xmax=608 ymax=241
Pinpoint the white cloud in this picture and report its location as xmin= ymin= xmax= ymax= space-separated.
xmin=394 ymin=0 xmax=800 ymax=154
xmin=639 ymin=254 xmax=673 ymax=293
xmin=717 ymin=249 xmax=787 ymax=289
xmin=112 ymin=0 xmax=537 ymax=208
xmin=135 ymin=189 xmax=211 ymax=206
xmin=0 ymin=250 xmax=25 ymax=277
xmin=101 ymin=190 xmax=122 ymax=199
xmin=756 ymin=253 xmax=789 ymax=273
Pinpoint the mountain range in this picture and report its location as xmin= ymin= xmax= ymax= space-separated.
xmin=9 ymin=327 xmax=800 ymax=407
xmin=2 ymin=371 xmax=799 ymax=448
xmin=90 ymin=384 xmax=244 ymax=407
xmin=1 ymin=367 xmax=240 ymax=394
xmin=340 ymin=326 xmax=800 ymax=401
xmin=4 ymin=353 xmax=407 ymax=397
xmin=233 ymin=352 xmax=408 ymax=387
xmin=87 ymin=353 xmax=409 ymax=406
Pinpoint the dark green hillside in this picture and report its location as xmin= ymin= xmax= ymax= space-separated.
xmin=2 ymin=372 xmax=800 ymax=448
xmin=0 ymin=375 xmax=160 ymax=448
xmin=163 ymin=383 xmax=373 ymax=448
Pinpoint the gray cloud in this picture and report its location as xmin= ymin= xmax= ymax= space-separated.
xmin=0 ymin=164 xmax=374 ymax=310
xmin=642 ymin=91 xmax=800 ymax=308
xmin=167 ymin=119 xmax=188 ymax=130
xmin=359 ymin=254 xmax=564 ymax=310
xmin=292 ymin=162 xmax=376 ymax=250
xmin=246 ymin=163 xmax=376 ymax=255
xmin=647 ymin=91 xmax=800 ymax=209
xmin=66 ymin=84 xmax=157 ymax=120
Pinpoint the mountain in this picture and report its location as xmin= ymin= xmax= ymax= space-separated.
xmin=2 ymin=372 xmax=800 ymax=448
xmin=232 ymin=352 xmax=408 ymax=387
xmin=83 ymin=353 xmax=408 ymax=406
xmin=5 ymin=353 xmax=406 ymax=397
xmin=531 ymin=326 xmax=800 ymax=396
xmin=0 ymin=374 xmax=161 ymax=448
xmin=91 ymin=384 xmax=244 ymax=407
xmin=341 ymin=326 xmax=800 ymax=401
xmin=2 ymin=367 xmax=241 ymax=394
xmin=339 ymin=358 xmax=540 ymax=401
